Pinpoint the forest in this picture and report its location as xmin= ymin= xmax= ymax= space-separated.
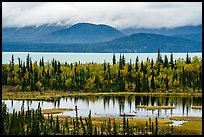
xmin=2 ymin=50 xmax=202 ymax=93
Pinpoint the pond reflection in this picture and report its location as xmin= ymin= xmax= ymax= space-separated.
xmin=2 ymin=95 xmax=202 ymax=119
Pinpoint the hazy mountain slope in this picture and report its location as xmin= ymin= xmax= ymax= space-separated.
xmin=121 ymin=25 xmax=202 ymax=42
xmin=3 ymin=33 xmax=201 ymax=53
xmin=2 ymin=25 xmax=64 ymax=42
xmin=46 ymin=23 xmax=125 ymax=43
xmin=2 ymin=23 xmax=125 ymax=44
xmin=88 ymin=33 xmax=201 ymax=52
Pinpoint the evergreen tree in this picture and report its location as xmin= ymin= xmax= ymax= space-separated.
xmin=113 ymin=54 xmax=116 ymax=65
xmin=151 ymin=70 xmax=155 ymax=90
xmin=119 ymin=54 xmax=123 ymax=70
xmin=170 ymin=53 xmax=174 ymax=69
xmin=164 ymin=55 xmax=168 ymax=68
xmin=165 ymin=76 xmax=169 ymax=90
xmin=186 ymin=52 xmax=191 ymax=64
xmin=122 ymin=54 xmax=125 ymax=67
xmin=157 ymin=49 xmax=163 ymax=63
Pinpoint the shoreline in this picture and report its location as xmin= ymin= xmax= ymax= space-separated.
xmin=2 ymin=90 xmax=202 ymax=101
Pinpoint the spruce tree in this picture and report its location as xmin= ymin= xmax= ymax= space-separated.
xmin=113 ymin=53 xmax=116 ymax=65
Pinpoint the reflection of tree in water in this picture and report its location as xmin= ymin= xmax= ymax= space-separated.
xmin=115 ymin=96 xmax=125 ymax=114
xmin=77 ymin=96 xmax=90 ymax=106
xmin=58 ymin=95 xmax=202 ymax=117
xmin=186 ymin=97 xmax=191 ymax=116
xmin=112 ymin=96 xmax=115 ymax=107
xmin=74 ymin=97 xmax=79 ymax=104
xmin=165 ymin=97 xmax=169 ymax=106
xmin=103 ymin=96 xmax=111 ymax=110
xmin=157 ymin=109 xmax=160 ymax=117
xmin=165 ymin=109 xmax=167 ymax=116
xmin=142 ymin=96 xmax=150 ymax=106
xmin=135 ymin=96 xmax=141 ymax=110
xmin=54 ymin=101 xmax=57 ymax=108
xmin=162 ymin=97 xmax=165 ymax=105
xmin=21 ymin=100 xmax=25 ymax=110
xmin=150 ymin=96 xmax=155 ymax=106
xmin=192 ymin=97 xmax=202 ymax=106
xmin=182 ymin=97 xmax=186 ymax=116
xmin=26 ymin=100 xmax=29 ymax=108
xmin=127 ymin=96 xmax=132 ymax=112
xmin=57 ymin=100 xmax=60 ymax=108
xmin=198 ymin=97 xmax=202 ymax=106
xmin=157 ymin=99 xmax=160 ymax=106
xmin=11 ymin=100 xmax=14 ymax=108
xmin=173 ymin=97 xmax=178 ymax=106
xmin=170 ymin=109 xmax=173 ymax=116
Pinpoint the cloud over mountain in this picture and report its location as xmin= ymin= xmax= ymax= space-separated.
xmin=2 ymin=2 xmax=202 ymax=29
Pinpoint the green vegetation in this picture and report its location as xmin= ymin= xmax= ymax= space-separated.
xmin=137 ymin=105 xmax=175 ymax=110
xmin=169 ymin=116 xmax=202 ymax=121
xmin=3 ymin=103 xmax=201 ymax=135
xmin=2 ymin=89 xmax=202 ymax=100
xmin=173 ymin=121 xmax=202 ymax=135
xmin=2 ymin=51 xmax=202 ymax=135
xmin=191 ymin=106 xmax=202 ymax=109
xmin=2 ymin=52 xmax=202 ymax=93
xmin=2 ymin=90 xmax=69 ymax=100
xmin=42 ymin=108 xmax=76 ymax=114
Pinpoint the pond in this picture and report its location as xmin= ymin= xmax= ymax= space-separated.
xmin=2 ymin=95 xmax=202 ymax=119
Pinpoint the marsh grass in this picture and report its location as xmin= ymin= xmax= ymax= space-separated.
xmin=2 ymin=90 xmax=70 ymax=101
xmin=191 ymin=106 xmax=202 ymax=109
xmin=2 ymin=90 xmax=202 ymax=101
xmin=173 ymin=121 xmax=202 ymax=135
xmin=169 ymin=116 xmax=202 ymax=121
xmin=42 ymin=108 xmax=76 ymax=114
xmin=119 ymin=114 xmax=136 ymax=117
xmin=137 ymin=105 xmax=175 ymax=110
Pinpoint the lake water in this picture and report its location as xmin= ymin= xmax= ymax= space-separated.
xmin=2 ymin=95 xmax=202 ymax=119
xmin=2 ymin=52 xmax=202 ymax=64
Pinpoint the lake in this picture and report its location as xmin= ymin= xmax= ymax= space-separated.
xmin=2 ymin=52 xmax=202 ymax=64
xmin=2 ymin=95 xmax=202 ymax=119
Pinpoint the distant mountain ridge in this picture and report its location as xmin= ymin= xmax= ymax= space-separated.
xmin=92 ymin=33 xmax=202 ymax=52
xmin=3 ymin=23 xmax=125 ymax=44
xmin=3 ymin=33 xmax=202 ymax=53
xmin=121 ymin=25 xmax=202 ymax=42
xmin=2 ymin=23 xmax=202 ymax=52
xmin=47 ymin=23 xmax=125 ymax=43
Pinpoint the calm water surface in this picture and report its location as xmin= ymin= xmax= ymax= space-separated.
xmin=2 ymin=95 xmax=202 ymax=119
xmin=2 ymin=52 xmax=202 ymax=64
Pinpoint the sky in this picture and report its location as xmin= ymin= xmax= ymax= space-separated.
xmin=2 ymin=2 xmax=202 ymax=29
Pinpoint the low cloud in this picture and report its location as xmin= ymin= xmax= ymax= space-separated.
xmin=2 ymin=2 xmax=202 ymax=29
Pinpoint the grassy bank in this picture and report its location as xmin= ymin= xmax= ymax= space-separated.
xmin=137 ymin=105 xmax=175 ymax=110
xmin=44 ymin=115 xmax=202 ymax=135
xmin=42 ymin=108 xmax=76 ymax=114
xmin=2 ymin=90 xmax=202 ymax=101
xmin=169 ymin=116 xmax=202 ymax=135
xmin=169 ymin=116 xmax=202 ymax=121
xmin=191 ymin=106 xmax=202 ymax=109
xmin=173 ymin=121 xmax=202 ymax=135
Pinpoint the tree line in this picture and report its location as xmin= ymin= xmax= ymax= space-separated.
xmin=2 ymin=50 xmax=202 ymax=93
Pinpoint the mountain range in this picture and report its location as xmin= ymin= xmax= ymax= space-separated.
xmin=2 ymin=23 xmax=202 ymax=52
